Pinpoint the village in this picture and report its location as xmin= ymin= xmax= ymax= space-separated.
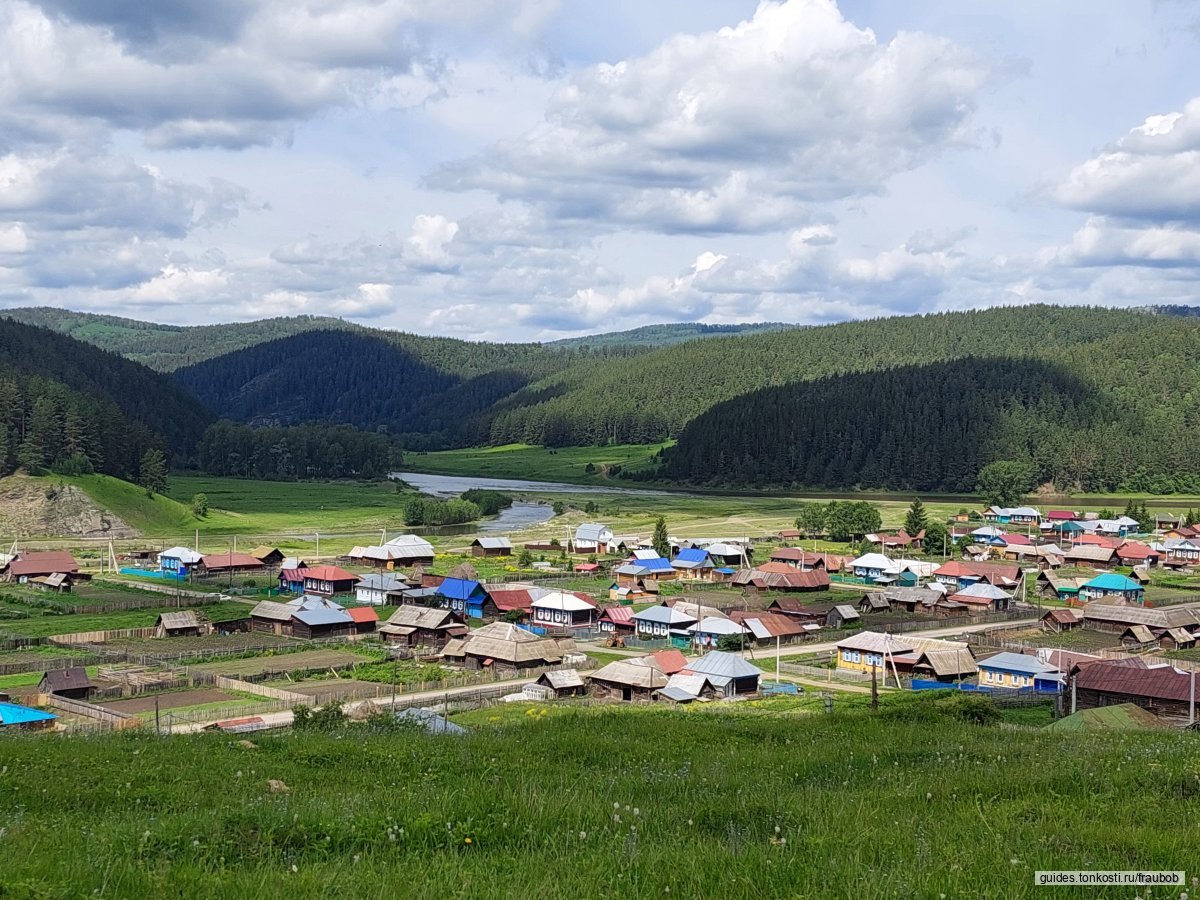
xmin=4 ymin=500 xmax=1200 ymax=735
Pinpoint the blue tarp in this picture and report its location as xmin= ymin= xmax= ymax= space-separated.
xmin=0 ymin=701 xmax=57 ymax=726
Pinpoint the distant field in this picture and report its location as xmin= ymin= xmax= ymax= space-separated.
xmin=403 ymin=442 xmax=669 ymax=484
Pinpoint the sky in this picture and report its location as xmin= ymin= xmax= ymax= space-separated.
xmin=0 ymin=0 xmax=1198 ymax=341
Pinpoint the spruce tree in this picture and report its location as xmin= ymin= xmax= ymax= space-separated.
xmin=903 ymin=498 xmax=928 ymax=537
xmin=652 ymin=516 xmax=670 ymax=558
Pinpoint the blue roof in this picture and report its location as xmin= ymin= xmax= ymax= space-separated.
xmin=1084 ymin=573 xmax=1142 ymax=592
xmin=714 ymin=567 xmax=736 ymax=574
xmin=640 ymin=557 xmax=674 ymax=573
xmin=0 ymin=701 xmax=57 ymax=726
xmin=674 ymin=548 xmax=710 ymax=564
xmin=978 ymin=652 xmax=1059 ymax=676
xmin=437 ymin=578 xmax=484 ymax=601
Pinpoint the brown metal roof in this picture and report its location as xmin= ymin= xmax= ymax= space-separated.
xmin=1074 ymin=659 xmax=1196 ymax=703
xmin=7 ymin=551 xmax=80 ymax=577
xmin=39 ymin=667 xmax=93 ymax=692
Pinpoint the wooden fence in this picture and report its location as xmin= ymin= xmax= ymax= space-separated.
xmin=0 ymin=654 xmax=104 ymax=677
xmin=204 ymin=673 xmax=311 ymax=703
xmin=49 ymin=627 xmax=158 ymax=645
xmin=44 ymin=693 xmax=140 ymax=728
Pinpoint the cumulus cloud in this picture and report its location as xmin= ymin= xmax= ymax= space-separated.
xmin=1055 ymin=96 xmax=1200 ymax=224
xmin=1 ymin=0 xmax=556 ymax=150
xmin=427 ymin=0 xmax=991 ymax=234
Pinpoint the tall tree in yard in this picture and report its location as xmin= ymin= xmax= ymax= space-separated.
xmin=794 ymin=502 xmax=826 ymax=537
xmin=652 ymin=516 xmax=670 ymax=559
xmin=976 ymin=460 xmax=1033 ymax=508
xmin=139 ymin=448 xmax=168 ymax=496
xmin=904 ymin=498 xmax=928 ymax=537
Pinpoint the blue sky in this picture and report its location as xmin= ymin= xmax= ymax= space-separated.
xmin=0 ymin=0 xmax=1197 ymax=339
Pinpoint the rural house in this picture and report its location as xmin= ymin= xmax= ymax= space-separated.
xmin=589 ymin=657 xmax=669 ymax=702
xmin=1079 ymin=573 xmax=1145 ymax=604
xmin=976 ymin=652 xmax=1061 ymax=691
xmin=632 ymin=604 xmax=697 ymax=642
xmin=201 ymin=552 xmax=266 ymax=576
xmin=835 ymin=632 xmax=913 ymax=675
xmin=154 ymin=611 xmax=207 ymax=638
xmin=301 ymin=565 xmax=359 ymax=598
xmin=687 ymin=616 xmax=749 ymax=650
xmin=1 ymin=551 xmax=84 ymax=590
xmin=440 ymin=622 xmax=574 ymax=673
xmin=947 ymin=582 xmax=1013 ymax=613
xmin=278 ymin=568 xmax=308 ymax=594
xmin=351 ymin=535 xmax=435 ymax=569
xmin=158 ymin=546 xmax=203 ymax=575
xmin=1081 ymin=602 xmax=1200 ymax=635
xmin=655 ymin=673 xmax=720 ymax=704
xmin=471 ymin=537 xmax=513 ymax=558
xmin=249 ymin=546 xmax=285 ymax=567
xmin=1070 ymin=658 xmax=1199 ymax=726
xmin=535 ymin=669 xmax=587 ymax=698
xmin=682 ymin=651 xmax=762 ymax=697
xmin=826 ymin=604 xmax=861 ymax=628
xmin=1040 ymin=608 xmax=1082 ymax=633
xmin=729 ymin=611 xmax=806 ymax=646
xmin=572 ymin=523 xmax=616 ymax=554
xmin=671 ymin=547 xmax=717 ymax=579
xmin=530 ymin=591 xmax=598 ymax=630
xmin=38 ymin=667 xmax=94 ymax=700
xmin=355 ymin=573 xmax=410 ymax=606
xmin=597 ymin=605 xmax=636 ymax=637
xmin=378 ymin=606 xmax=467 ymax=649
xmin=731 ymin=564 xmax=830 ymax=592
xmin=249 ymin=595 xmax=359 ymax=639
xmin=480 ymin=585 xmax=541 ymax=621
xmin=437 ymin=578 xmax=490 ymax=619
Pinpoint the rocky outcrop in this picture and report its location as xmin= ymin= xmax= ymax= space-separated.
xmin=0 ymin=475 xmax=139 ymax=538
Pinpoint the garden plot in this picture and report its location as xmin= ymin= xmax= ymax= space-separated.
xmin=1000 ymin=627 xmax=1122 ymax=652
xmin=98 ymin=689 xmax=242 ymax=715
xmin=95 ymin=633 xmax=297 ymax=659
xmin=281 ymin=678 xmax=390 ymax=702
xmin=188 ymin=649 xmax=368 ymax=678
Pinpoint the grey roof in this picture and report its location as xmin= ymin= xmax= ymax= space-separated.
xmin=394 ymin=707 xmax=468 ymax=735
xmin=832 ymin=604 xmax=860 ymax=619
xmin=357 ymin=573 xmax=410 ymax=592
xmin=382 ymin=606 xmax=459 ymax=630
xmin=684 ymin=650 xmax=761 ymax=680
xmin=633 ymin=605 xmax=696 ymax=625
xmin=1064 ymin=545 xmax=1117 ymax=562
xmin=574 ymin=523 xmax=613 ymax=542
xmin=1082 ymin=602 xmax=1200 ymax=629
xmin=537 ymin=669 xmax=585 ymax=690
xmin=978 ymin=651 xmax=1059 ymax=676
xmin=952 ymin=583 xmax=1012 ymax=600
xmin=472 ymin=537 xmax=513 ymax=549
xmin=250 ymin=600 xmax=297 ymax=621
xmin=1123 ymin=625 xmax=1156 ymax=644
xmin=157 ymin=611 xmax=201 ymax=630
xmin=589 ymin=659 xmax=668 ymax=690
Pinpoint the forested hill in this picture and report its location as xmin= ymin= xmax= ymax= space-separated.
xmin=0 ymin=319 xmax=214 ymax=480
xmin=482 ymin=305 xmax=1197 ymax=453
xmin=659 ymin=358 xmax=1123 ymax=491
xmin=548 ymin=321 xmax=795 ymax=350
xmin=174 ymin=330 xmax=534 ymax=449
xmin=0 ymin=308 xmax=573 ymax=378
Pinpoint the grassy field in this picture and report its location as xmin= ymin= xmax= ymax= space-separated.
xmin=0 ymin=601 xmax=253 ymax=639
xmin=403 ymin=442 xmax=670 ymax=484
xmin=1 ymin=694 xmax=1197 ymax=897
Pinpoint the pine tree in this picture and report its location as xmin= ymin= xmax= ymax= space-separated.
xmin=139 ymin=448 xmax=168 ymax=496
xmin=903 ymin=498 xmax=928 ymax=537
xmin=652 ymin=516 xmax=670 ymax=559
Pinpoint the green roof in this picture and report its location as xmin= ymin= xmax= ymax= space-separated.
xmin=1046 ymin=703 xmax=1168 ymax=733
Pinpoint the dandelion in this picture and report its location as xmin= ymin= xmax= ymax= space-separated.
xmin=290 ymin=864 xmax=298 ymax=873
xmin=464 ymin=837 xmax=472 ymax=845
xmin=925 ymin=792 xmax=932 ymax=802
xmin=579 ymin=832 xmax=587 ymax=841
xmin=774 ymin=825 xmax=781 ymax=834
xmin=614 ymin=802 xmax=620 ymax=810
xmin=687 ymin=820 xmax=693 ymax=827
xmin=613 ymin=814 xmax=621 ymax=824
xmin=633 ymin=808 xmax=640 ymax=817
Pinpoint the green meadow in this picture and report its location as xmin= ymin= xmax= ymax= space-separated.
xmin=0 ymin=695 xmax=1195 ymax=898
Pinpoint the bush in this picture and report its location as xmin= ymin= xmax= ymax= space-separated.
xmin=292 ymin=702 xmax=348 ymax=732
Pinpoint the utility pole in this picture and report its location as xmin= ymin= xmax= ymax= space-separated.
xmin=870 ymin=662 xmax=878 ymax=710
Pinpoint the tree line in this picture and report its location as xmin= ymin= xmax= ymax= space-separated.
xmin=196 ymin=420 xmax=402 ymax=480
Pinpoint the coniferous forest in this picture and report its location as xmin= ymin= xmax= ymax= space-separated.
xmin=9 ymin=304 xmax=1200 ymax=491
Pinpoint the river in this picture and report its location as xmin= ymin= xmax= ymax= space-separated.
xmin=393 ymin=471 xmax=667 ymax=497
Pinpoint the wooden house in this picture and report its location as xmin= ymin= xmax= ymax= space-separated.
xmin=301 ymin=565 xmax=359 ymax=598
xmin=632 ymin=604 xmax=697 ymax=640
xmin=732 ymin=564 xmax=830 ymax=592
xmin=597 ymin=605 xmax=636 ymax=636
xmin=440 ymin=622 xmax=573 ymax=674
xmin=249 ymin=595 xmax=357 ymax=639
xmin=437 ymin=577 xmax=491 ymax=619
xmin=1070 ymin=659 xmax=1198 ymax=726
xmin=158 ymin=546 xmax=203 ymax=575
xmin=910 ymin=649 xmax=978 ymax=683
xmin=1081 ymin=602 xmax=1200 ymax=635
xmin=729 ymin=611 xmax=806 ymax=646
xmin=826 ymin=604 xmax=861 ymax=628
xmin=530 ymin=591 xmax=598 ymax=630
xmin=481 ymin=586 xmax=538 ymax=622
xmin=278 ymin=567 xmax=307 ymax=594
xmin=976 ymin=652 xmax=1061 ymax=691
xmin=38 ymin=667 xmax=94 ymax=700
xmin=1 ymin=551 xmax=85 ymax=590
xmin=589 ymin=657 xmax=668 ymax=702
xmin=354 ymin=573 xmax=410 ymax=606
xmin=535 ymin=669 xmax=587 ymax=698
xmin=655 ymin=673 xmax=720 ymax=704
xmin=471 ymin=537 xmax=513 ymax=558
xmin=1040 ymin=608 xmax=1081 ymax=633
xmin=572 ymin=523 xmax=616 ymax=554
xmin=201 ymin=552 xmax=266 ymax=576
xmin=249 ymin=546 xmax=285 ymax=567
xmin=1079 ymin=573 xmax=1144 ymax=605
xmin=347 ymin=606 xmax=379 ymax=635
xmin=682 ymin=651 xmax=762 ymax=698
xmin=1063 ymin=545 xmax=1118 ymax=570
xmin=378 ymin=606 xmax=467 ymax=648
xmin=154 ymin=611 xmax=207 ymax=637
xmin=1159 ymin=628 xmax=1197 ymax=651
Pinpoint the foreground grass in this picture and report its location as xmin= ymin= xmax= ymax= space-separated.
xmin=1 ymin=697 xmax=1197 ymax=898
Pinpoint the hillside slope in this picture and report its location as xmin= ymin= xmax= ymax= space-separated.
xmin=0 ymin=697 xmax=1194 ymax=896
xmin=0 ymin=473 xmax=139 ymax=538
xmin=548 ymin=321 xmax=795 ymax=349
xmin=0 ymin=319 xmax=214 ymax=478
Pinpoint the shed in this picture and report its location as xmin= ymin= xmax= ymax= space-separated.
xmin=682 ymin=651 xmax=762 ymax=697
xmin=38 ymin=667 xmax=94 ymax=700
xmin=1040 ymin=608 xmax=1081 ymax=633
xmin=471 ymin=537 xmax=513 ymax=558
xmin=249 ymin=546 xmax=285 ymax=567
xmin=535 ymin=668 xmax=587 ymax=698
xmin=154 ymin=610 xmax=205 ymax=638
xmin=588 ymin=658 xmax=668 ymax=702
xmin=826 ymin=605 xmax=861 ymax=628
xmin=1120 ymin=624 xmax=1157 ymax=648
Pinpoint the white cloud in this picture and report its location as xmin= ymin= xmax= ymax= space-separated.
xmin=0 ymin=224 xmax=29 ymax=253
xmin=428 ymin=0 xmax=991 ymax=234
xmin=405 ymin=214 xmax=460 ymax=269
xmin=1054 ymin=96 xmax=1200 ymax=224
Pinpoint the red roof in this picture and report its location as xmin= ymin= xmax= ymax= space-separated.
xmin=756 ymin=561 xmax=799 ymax=574
xmin=769 ymin=547 xmax=807 ymax=561
xmin=574 ymin=563 xmax=600 ymax=572
xmin=280 ymin=568 xmax=307 ymax=582
xmin=1115 ymin=542 xmax=1155 ymax=560
xmin=202 ymin=552 xmax=265 ymax=570
xmin=599 ymin=605 xmax=634 ymax=625
xmin=487 ymin=589 xmax=533 ymax=612
xmin=730 ymin=610 xmax=805 ymax=637
xmin=7 ymin=551 xmax=80 ymax=577
xmin=1073 ymin=658 xmax=1195 ymax=703
xmin=346 ymin=606 xmax=379 ymax=623
xmin=777 ymin=529 xmax=801 ymax=539
xmin=650 ymin=649 xmax=688 ymax=675
xmin=1002 ymin=533 xmax=1033 ymax=546
xmin=1075 ymin=534 xmax=1124 ymax=549
xmin=1047 ymin=510 xmax=1077 ymax=520
xmin=1042 ymin=608 xmax=1081 ymax=624
xmin=303 ymin=565 xmax=357 ymax=582
xmin=934 ymin=560 xmax=1020 ymax=584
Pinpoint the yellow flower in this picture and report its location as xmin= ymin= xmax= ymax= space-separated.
xmin=464 ymin=837 xmax=472 ymax=845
